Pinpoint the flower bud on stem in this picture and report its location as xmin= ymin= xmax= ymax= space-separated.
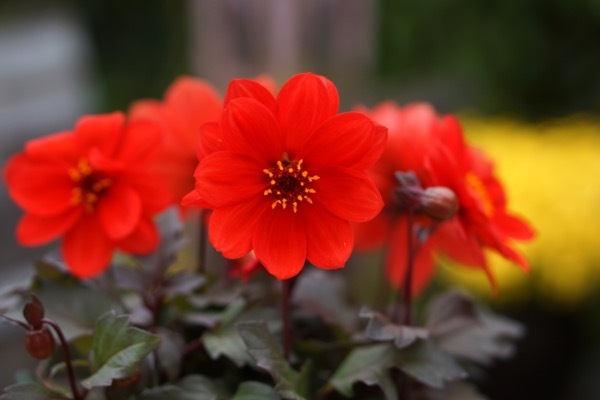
xmin=0 ymin=296 xmax=82 ymax=400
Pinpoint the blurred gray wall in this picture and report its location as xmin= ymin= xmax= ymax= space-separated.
xmin=0 ymin=7 xmax=95 ymax=387
xmin=188 ymin=0 xmax=379 ymax=106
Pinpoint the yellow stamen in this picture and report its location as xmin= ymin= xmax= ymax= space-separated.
xmin=262 ymin=158 xmax=318 ymax=213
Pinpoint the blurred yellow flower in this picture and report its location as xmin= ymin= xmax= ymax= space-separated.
xmin=439 ymin=114 xmax=600 ymax=307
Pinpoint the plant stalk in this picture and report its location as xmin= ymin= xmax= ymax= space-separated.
xmin=43 ymin=319 xmax=82 ymax=400
xmin=402 ymin=209 xmax=415 ymax=326
xmin=197 ymin=209 xmax=207 ymax=274
xmin=281 ymin=278 xmax=292 ymax=361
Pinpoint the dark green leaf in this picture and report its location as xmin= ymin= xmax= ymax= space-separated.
xmin=426 ymin=291 xmax=524 ymax=365
xmin=183 ymin=298 xmax=246 ymax=328
xmin=32 ymin=274 xmax=120 ymax=341
xmin=231 ymin=381 xmax=278 ymax=400
xmin=360 ymin=307 xmax=429 ymax=349
xmin=329 ymin=343 xmax=398 ymax=400
xmin=0 ymin=382 xmax=65 ymax=400
xmin=236 ymin=321 xmax=307 ymax=400
xmin=425 ymin=291 xmax=479 ymax=336
xmin=34 ymin=259 xmax=78 ymax=283
xmin=203 ymin=326 xmax=253 ymax=367
xmin=200 ymin=302 xmax=278 ymax=368
xmin=138 ymin=375 xmax=226 ymax=400
xmin=155 ymin=328 xmax=185 ymax=381
xmin=162 ymin=273 xmax=206 ymax=298
xmin=420 ymin=381 xmax=489 ymax=400
xmin=397 ymin=341 xmax=467 ymax=389
xmin=82 ymin=313 xmax=161 ymax=389
xmin=292 ymin=269 xmax=357 ymax=331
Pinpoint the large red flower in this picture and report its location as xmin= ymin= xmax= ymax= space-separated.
xmin=355 ymin=102 xmax=534 ymax=294
xmin=183 ymin=73 xmax=387 ymax=279
xmin=4 ymin=113 xmax=172 ymax=278
xmin=129 ymin=77 xmax=222 ymax=214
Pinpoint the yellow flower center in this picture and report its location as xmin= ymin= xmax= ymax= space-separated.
xmin=262 ymin=159 xmax=319 ymax=213
xmin=465 ymin=172 xmax=493 ymax=217
xmin=68 ymin=159 xmax=112 ymax=212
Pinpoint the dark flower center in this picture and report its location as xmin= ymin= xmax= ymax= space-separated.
xmin=262 ymin=159 xmax=319 ymax=213
xmin=68 ymin=159 xmax=112 ymax=212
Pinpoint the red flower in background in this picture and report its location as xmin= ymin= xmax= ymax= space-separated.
xmin=129 ymin=77 xmax=222 ymax=214
xmin=4 ymin=113 xmax=172 ymax=278
xmin=183 ymin=73 xmax=387 ymax=280
xmin=355 ymin=102 xmax=534 ymax=294
xmin=432 ymin=144 xmax=536 ymax=281
xmin=130 ymin=75 xmax=277 ymax=215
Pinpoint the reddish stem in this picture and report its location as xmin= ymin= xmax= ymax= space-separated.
xmin=402 ymin=209 xmax=415 ymax=326
xmin=281 ymin=279 xmax=292 ymax=361
xmin=197 ymin=210 xmax=207 ymax=274
xmin=0 ymin=313 xmax=30 ymax=330
xmin=42 ymin=319 xmax=82 ymax=400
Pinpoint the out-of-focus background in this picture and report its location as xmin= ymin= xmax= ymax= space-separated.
xmin=1 ymin=1 xmax=599 ymax=398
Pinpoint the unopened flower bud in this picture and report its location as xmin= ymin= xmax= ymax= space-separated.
xmin=23 ymin=295 xmax=45 ymax=330
xmin=420 ymin=187 xmax=459 ymax=221
xmin=25 ymin=327 xmax=56 ymax=359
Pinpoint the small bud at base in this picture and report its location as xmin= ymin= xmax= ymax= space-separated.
xmin=420 ymin=187 xmax=459 ymax=222
xmin=25 ymin=327 xmax=56 ymax=360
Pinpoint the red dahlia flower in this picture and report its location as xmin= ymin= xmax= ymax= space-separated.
xmin=129 ymin=77 xmax=222 ymax=214
xmin=4 ymin=113 xmax=172 ymax=278
xmin=183 ymin=73 xmax=387 ymax=279
xmin=432 ymin=144 xmax=536 ymax=281
xmin=355 ymin=102 xmax=534 ymax=294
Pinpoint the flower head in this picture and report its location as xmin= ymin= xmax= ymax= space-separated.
xmin=129 ymin=77 xmax=222 ymax=215
xmin=355 ymin=102 xmax=534 ymax=294
xmin=4 ymin=112 xmax=172 ymax=278
xmin=183 ymin=73 xmax=386 ymax=279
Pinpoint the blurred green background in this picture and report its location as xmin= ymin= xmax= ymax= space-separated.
xmin=1 ymin=1 xmax=600 ymax=399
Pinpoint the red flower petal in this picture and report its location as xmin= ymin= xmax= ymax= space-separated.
xmin=209 ymin=200 xmax=267 ymax=259
xmin=353 ymin=214 xmax=392 ymax=251
xmin=125 ymin=170 xmax=173 ymax=214
xmin=114 ymin=120 xmax=162 ymax=163
xmin=117 ymin=216 xmax=159 ymax=254
xmin=74 ymin=113 xmax=124 ymax=156
xmin=17 ymin=209 xmax=81 ymax=246
xmin=97 ymin=183 xmax=142 ymax=240
xmin=496 ymin=213 xmax=536 ymax=241
xmin=312 ymin=166 xmax=383 ymax=222
xmin=194 ymin=151 xmax=267 ymax=208
xmin=5 ymin=154 xmax=74 ymax=216
xmin=62 ymin=216 xmax=114 ymax=278
xmin=224 ymin=79 xmax=278 ymax=114
xmin=197 ymin=122 xmax=224 ymax=159
xmin=181 ymin=189 xmax=210 ymax=208
xmin=437 ymin=220 xmax=487 ymax=267
xmin=221 ymin=98 xmax=284 ymax=161
xmin=165 ymin=77 xmax=222 ymax=142
xmin=302 ymin=112 xmax=387 ymax=170
xmin=252 ymin=208 xmax=307 ymax=279
xmin=303 ymin=205 xmax=353 ymax=269
xmin=276 ymin=73 xmax=336 ymax=157
xmin=316 ymin=75 xmax=340 ymax=117
xmin=24 ymin=131 xmax=79 ymax=165
xmin=385 ymin=217 xmax=436 ymax=295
